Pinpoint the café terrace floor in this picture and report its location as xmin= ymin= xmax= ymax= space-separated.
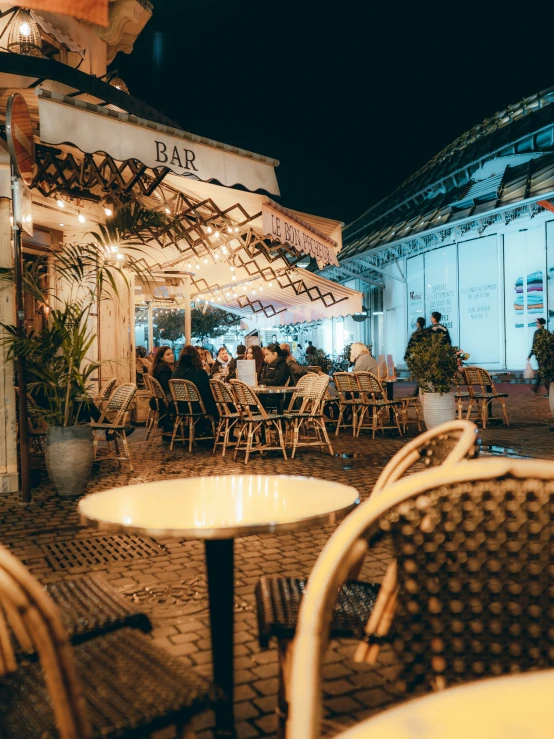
xmin=1 ymin=384 xmax=552 ymax=738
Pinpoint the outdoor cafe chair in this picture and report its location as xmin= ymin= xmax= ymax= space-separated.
xmin=255 ymin=420 xmax=478 ymax=737
xmin=464 ymin=366 xmax=509 ymax=429
xmin=15 ymin=388 xmax=48 ymax=456
xmin=210 ymin=378 xmax=241 ymax=458
xmin=354 ymin=371 xmax=403 ymax=438
xmin=332 ymin=372 xmax=362 ymax=436
xmin=144 ymin=373 xmax=170 ymax=441
xmin=229 ymin=379 xmax=288 ymax=463
xmin=0 ymin=543 xmax=211 ymax=739
xmin=169 ymin=378 xmax=215 ymax=452
xmin=287 ymin=456 xmax=554 ymax=739
xmin=284 ymin=374 xmax=334 ymax=458
xmin=91 ymin=383 xmax=136 ymax=471
xmin=92 ymin=376 xmax=117 ymax=412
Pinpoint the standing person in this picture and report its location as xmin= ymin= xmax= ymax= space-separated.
xmin=172 ymin=345 xmax=218 ymax=419
xmin=349 ymin=343 xmax=378 ymax=373
xmin=305 ymin=340 xmax=316 ymax=356
xmin=150 ymin=346 xmax=174 ymax=399
xmin=405 ymin=317 xmax=427 ymax=396
xmin=260 ymin=343 xmax=293 ymax=386
xmin=246 ymin=345 xmax=266 ymax=380
xmin=430 ymin=311 xmax=452 ymax=345
xmin=528 ymin=317 xmax=550 ymax=396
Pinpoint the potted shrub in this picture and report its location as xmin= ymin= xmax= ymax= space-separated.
xmin=0 ymin=206 xmax=158 ymax=496
xmin=405 ymin=332 xmax=459 ymax=429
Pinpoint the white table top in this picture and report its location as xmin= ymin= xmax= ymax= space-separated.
xmin=334 ymin=669 xmax=554 ymax=739
xmin=254 ymin=386 xmax=296 ymax=394
xmin=78 ymin=475 xmax=360 ymax=539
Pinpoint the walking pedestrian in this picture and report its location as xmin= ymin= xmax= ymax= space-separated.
xmin=528 ymin=318 xmax=551 ymax=396
xmin=430 ymin=311 xmax=452 ymax=345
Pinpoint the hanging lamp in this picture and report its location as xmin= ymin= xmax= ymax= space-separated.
xmin=7 ymin=9 xmax=42 ymax=57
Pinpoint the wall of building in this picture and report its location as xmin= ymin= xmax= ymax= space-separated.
xmin=383 ymin=211 xmax=554 ymax=371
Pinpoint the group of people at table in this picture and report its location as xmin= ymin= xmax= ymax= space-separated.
xmin=136 ymin=340 xmax=379 ymax=431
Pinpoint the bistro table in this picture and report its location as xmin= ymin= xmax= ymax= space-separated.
xmin=330 ymin=669 xmax=554 ymax=739
xmin=254 ymin=385 xmax=296 ymax=414
xmin=78 ymin=475 xmax=359 ymax=738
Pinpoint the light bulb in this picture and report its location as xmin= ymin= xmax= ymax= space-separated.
xmin=115 ymin=253 xmax=125 ymax=260
xmin=187 ymin=263 xmax=192 ymax=269
xmin=196 ymin=264 xmax=200 ymax=270
xmin=221 ymin=246 xmax=228 ymax=254
xmin=214 ymin=231 xmax=220 ymax=238
xmin=207 ymin=226 xmax=213 ymax=234
xmin=233 ymin=292 xmax=237 ymax=298
xmin=230 ymin=266 xmax=235 ymax=272
xmin=227 ymin=227 xmax=232 ymax=233
xmin=203 ymin=258 xmax=208 ymax=264
xmin=165 ymin=207 xmax=170 ymax=214
xmin=57 ymin=199 xmax=64 ymax=209
xmin=259 ymin=286 xmax=263 ymax=291
xmin=232 ymin=275 xmax=236 ymax=281
xmin=19 ymin=22 xmax=31 ymax=37
xmin=110 ymin=245 xmax=119 ymax=253
xmin=234 ymin=227 xmax=239 ymax=233
xmin=268 ymin=281 xmax=272 ymax=287
xmin=78 ymin=213 xmax=86 ymax=224
xmin=214 ymin=252 xmax=220 ymax=259
xmin=104 ymin=207 xmax=113 ymax=217
xmin=59 ymin=223 xmax=64 ymax=227
xmin=252 ymin=289 xmax=256 ymax=295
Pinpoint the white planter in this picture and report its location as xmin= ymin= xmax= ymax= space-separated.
xmin=422 ymin=392 xmax=456 ymax=430
xmin=549 ymin=393 xmax=554 ymax=418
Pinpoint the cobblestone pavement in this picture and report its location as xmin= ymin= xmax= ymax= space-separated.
xmin=1 ymin=385 xmax=553 ymax=738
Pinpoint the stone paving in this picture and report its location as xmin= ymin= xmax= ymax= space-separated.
xmin=1 ymin=384 xmax=553 ymax=738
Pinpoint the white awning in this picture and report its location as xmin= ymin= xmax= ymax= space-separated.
xmin=36 ymin=89 xmax=280 ymax=195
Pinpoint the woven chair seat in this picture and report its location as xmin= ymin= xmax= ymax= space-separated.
xmin=44 ymin=574 xmax=151 ymax=644
xmin=255 ymin=576 xmax=380 ymax=648
xmin=0 ymin=629 xmax=211 ymax=739
xmin=454 ymin=392 xmax=470 ymax=398
xmin=473 ymin=392 xmax=508 ymax=399
xmin=362 ymin=399 xmax=402 ymax=408
xmin=174 ymin=411 xmax=205 ymax=417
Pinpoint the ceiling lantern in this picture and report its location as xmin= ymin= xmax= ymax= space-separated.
xmin=110 ymin=76 xmax=129 ymax=94
xmin=7 ymin=9 xmax=42 ymax=57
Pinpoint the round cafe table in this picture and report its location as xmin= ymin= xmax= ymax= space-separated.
xmin=254 ymin=385 xmax=296 ymax=414
xmin=78 ymin=475 xmax=359 ymax=738
xmin=331 ymin=669 xmax=554 ymax=739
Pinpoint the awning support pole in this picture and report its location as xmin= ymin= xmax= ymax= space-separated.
xmin=184 ymin=276 xmax=192 ymax=345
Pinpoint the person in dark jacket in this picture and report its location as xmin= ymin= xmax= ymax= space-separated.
xmin=405 ymin=317 xmax=427 ymax=397
xmin=227 ymin=344 xmax=246 ymax=381
xmin=150 ymin=346 xmax=174 ymax=399
xmin=305 ymin=340 xmax=316 ymax=356
xmin=280 ymin=342 xmax=310 ymax=385
xmin=528 ymin=317 xmax=550 ymax=396
xmin=260 ymin=343 xmax=293 ymax=386
xmin=430 ymin=311 xmax=451 ymax=345
xmin=210 ymin=346 xmax=232 ymax=378
xmin=172 ymin=345 xmax=218 ymax=419
xmin=246 ymin=345 xmax=266 ymax=381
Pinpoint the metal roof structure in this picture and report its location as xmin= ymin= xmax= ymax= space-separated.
xmin=321 ymin=87 xmax=554 ymax=286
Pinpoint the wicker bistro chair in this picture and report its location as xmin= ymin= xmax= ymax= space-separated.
xmin=284 ymin=375 xmax=334 ymax=458
xmin=288 ymin=457 xmax=554 ymax=739
xmin=229 ymin=379 xmax=288 ymax=464
xmin=464 ymin=366 xmax=509 ymax=429
xmin=454 ymin=370 xmax=471 ymax=420
xmin=144 ymin=373 xmax=171 ymax=441
xmin=210 ymin=378 xmax=241 ymax=458
xmin=255 ymin=420 xmax=479 ymax=737
xmin=17 ymin=389 xmax=48 ymax=456
xmin=332 ymin=372 xmax=362 ymax=436
xmin=0 ymin=543 xmax=211 ymax=739
xmin=93 ymin=376 xmax=117 ymax=411
xmin=354 ymin=371 xmax=403 ymax=438
xmin=91 ymin=383 xmax=136 ymax=471
xmin=169 ymin=379 xmax=215 ymax=452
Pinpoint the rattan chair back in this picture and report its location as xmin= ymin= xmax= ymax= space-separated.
xmin=288 ymin=457 xmax=554 ymax=739
xmin=463 ymin=365 xmax=481 ymax=390
xmin=0 ymin=543 xmax=91 ymax=737
xmin=230 ymin=379 xmax=268 ymax=420
xmin=96 ymin=377 xmax=117 ymax=403
xmin=210 ymin=378 xmax=237 ymax=416
xmin=286 ymin=374 xmax=318 ymax=413
xmin=148 ymin=375 xmax=167 ymax=401
xmin=476 ymin=367 xmax=500 ymax=394
xmin=372 ymin=420 xmax=478 ymax=497
xmin=333 ymin=372 xmax=359 ymax=396
xmin=355 ymin=371 xmax=384 ymax=398
xmin=169 ymin=379 xmax=206 ymax=415
xmin=98 ymin=383 xmax=136 ymax=427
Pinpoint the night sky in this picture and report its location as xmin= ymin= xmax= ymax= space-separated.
xmin=115 ymin=1 xmax=554 ymax=227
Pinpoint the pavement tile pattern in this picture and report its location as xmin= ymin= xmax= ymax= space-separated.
xmin=1 ymin=384 xmax=553 ymax=738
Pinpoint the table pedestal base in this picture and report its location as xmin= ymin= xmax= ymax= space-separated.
xmin=206 ymin=539 xmax=236 ymax=738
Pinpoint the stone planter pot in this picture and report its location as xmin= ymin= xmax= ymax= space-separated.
xmin=45 ymin=425 xmax=93 ymax=497
xmin=422 ymin=392 xmax=456 ymax=430
xmin=549 ymin=392 xmax=554 ymax=419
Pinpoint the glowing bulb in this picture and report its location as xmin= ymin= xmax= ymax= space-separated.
xmin=19 ymin=22 xmax=31 ymax=37
xmin=232 ymin=275 xmax=236 ymax=281
xmin=221 ymin=246 xmax=228 ymax=254
xmin=227 ymin=227 xmax=232 ymax=233
xmin=230 ymin=266 xmax=235 ymax=272
xmin=234 ymin=227 xmax=239 ymax=233
xmin=233 ymin=292 xmax=237 ymax=298
xmin=196 ymin=264 xmax=200 ymax=270
xmin=187 ymin=263 xmax=192 ymax=269
xmin=59 ymin=223 xmax=64 ymax=227
xmin=165 ymin=207 xmax=170 ymax=214
xmin=252 ymin=289 xmax=256 ymax=295
xmin=78 ymin=213 xmax=86 ymax=224
xmin=226 ymin=292 xmax=231 ymax=298
xmin=207 ymin=226 xmax=213 ymax=234
xmin=268 ymin=281 xmax=272 ymax=287
xmin=115 ymin=253 xmax=125 ymax=260
xmin=57 ymin=199 xmax=64 ymax=209
xmin=214 ymin=252 xmax=220 ymax=259
xmin=203 ymin=258 xmax=208 ymax=264
xmin=214 ymin=231 xmax=220 ymax=238
xmin=104 ymin=207 xmax=113 ymax=217
xmin=110 ymin=245 xmax=119 ymax=253
xmin=259 ymin=286 xmax=263 ymax=291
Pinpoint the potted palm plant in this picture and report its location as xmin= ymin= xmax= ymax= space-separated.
xmin=405 ymin=331 xmax=459 ymax=429
xmin=0 ymin=205 xmax=161 ymax=496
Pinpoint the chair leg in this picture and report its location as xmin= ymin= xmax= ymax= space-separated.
xmin=276 ymin=637 xmax=293 ymax=739
xmin=291 ymin=419 xmax=300 ymax=459
xmin=320 ymin=418 xmax=334 ymax=455
xmin=188 ymin=417 xmax=194 ymax=453
xmin=120 ymin=431 xmax=133 ymax=472
xmin=335 ymin=405 xmax=345 ymax=435
xmin=501 ymin=398 xmax=510 ymax=427
xmin=170 ymin=416 xmax=181 ymax=451
xmin=275 ymin=420 xmax=287 ymax=460
xmin=93 ymin=431 xmax=99 ymax=460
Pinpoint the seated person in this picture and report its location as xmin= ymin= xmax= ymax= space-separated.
xmin=172 ymin=345 xmax=218 ymax=420
xmin=260 ymin=343 xmax=293 ymax=386
xmin=227 ymin=344 xmax=246 ymax=381
xmin=280 ymin=343 xmax=310 ymax=385
xmin=211 ymin=346 xmax=232 ymax=378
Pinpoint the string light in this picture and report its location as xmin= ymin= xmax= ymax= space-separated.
xmin=104 ymin=198 xmax=114 ymax=217
xmin=234 ymin=227 xmax=239 ymax=233
xmin=227 ymin=227 xmax=232 ymax=233
xmin=214 ymin=231 xmax=220 ymax=238
xmin=78 ymin=213 xmax=86 ymax=224
xmin=195 ymin=263 xmax=200 ymax=270
xmin=232 ymin=275 xmax=236 ymax=281
xmin=207 ymin=226 xmax=213 ymax=234
xmin=221 ymin=246 xmax=228 ymax=255
xmin=56 ymin=199 xmax=64 ymax=209
xmin=229 ymin=266 xmax=235 ymax=272
xmin=203 ymin=257 xmax=208 ymax=264
xmin=268 ymin=281 xmax=273 ymax=287
xmin=214 ymin=251 xmax=220 ymax=259
xmin=59 ymin=223 xmax=64 ymax=227
xmin=165 ymin=207 xmax=171 ymax=214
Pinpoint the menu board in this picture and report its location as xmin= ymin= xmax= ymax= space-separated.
xmin=237 ymin=359 xmax=257 ymax=386
xmin=458 ymin=236 xmax=500 ymax=364
xmin=424 ymin=244 xmax=459 ymax=346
